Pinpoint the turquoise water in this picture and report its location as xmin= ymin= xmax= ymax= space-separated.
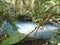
xmin=15 ymin=21 xmax=58 ymax=39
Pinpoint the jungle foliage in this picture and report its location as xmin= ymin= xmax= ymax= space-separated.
xmin=0 ymin=0 xmax=60 ymax=45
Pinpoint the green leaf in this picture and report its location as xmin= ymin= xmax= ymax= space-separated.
xmin=40 ymin=5 xmax=46 ymax=14
xmin=1 ymin=33 xmax=26 ymax=45
xmin=35 ymin=18 xmax=41 ymax=22
xmin=51 ymin=6 xmax=60 ymax=14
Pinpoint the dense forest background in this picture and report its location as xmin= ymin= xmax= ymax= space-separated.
xmin=0 ymin=0 xmax=60 ymax=25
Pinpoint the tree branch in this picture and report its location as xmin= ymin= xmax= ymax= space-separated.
xmin=23 ymin=4 xmax=60 ymax=39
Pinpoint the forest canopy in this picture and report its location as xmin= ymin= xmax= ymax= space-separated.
xmin=0 ymin=0 xmax=60 ymax=24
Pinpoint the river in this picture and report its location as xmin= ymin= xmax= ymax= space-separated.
xmin=15 ymin=21 xmax=58 ymax=39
